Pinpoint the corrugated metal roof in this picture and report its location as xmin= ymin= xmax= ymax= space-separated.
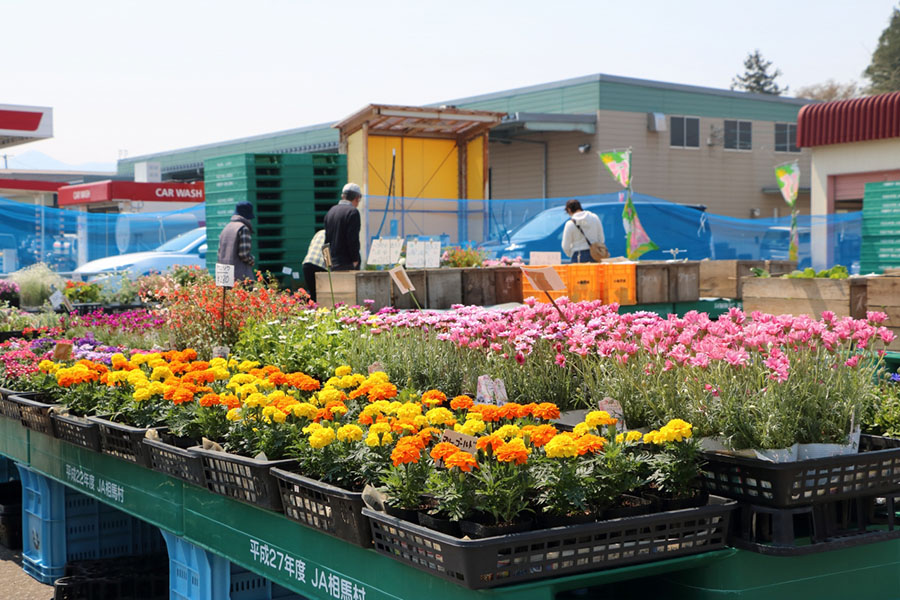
xmin=797 ymin=91 xmax=900 ymax=147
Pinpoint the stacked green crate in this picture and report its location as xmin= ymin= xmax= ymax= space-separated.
xmin=861 ymin=180 xmax=900 ymax=274
xmin=203 ymin=153 xmax=346 ymax=283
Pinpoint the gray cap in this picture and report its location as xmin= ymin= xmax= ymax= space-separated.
xmin=342 ymin=182 xmax=362 ymax=196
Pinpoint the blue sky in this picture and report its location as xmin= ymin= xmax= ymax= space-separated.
xmin=3 ymin=0 xmax=896 ymax=167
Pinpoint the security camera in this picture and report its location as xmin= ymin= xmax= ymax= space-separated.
xmin=578 ymin=144 xmax=591 ymax=154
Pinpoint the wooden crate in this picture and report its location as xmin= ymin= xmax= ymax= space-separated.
xmin=492 ymin=267 xmax=524 ymax=304
xmin=700 ymin=260 xmax=797 ymax=299
xmin=461 ymin=268 xmax=496 ymax=306
xmin=356 ymin=271 xmax=392 ymax=311
xmin=742 ymin=277 xmax=868 ymax=319
xmin=863 ymin=276 xmax=900 ymax=350
xmin=669 ymin=262 xmax=700 ymax=303
xmin=636 ymin=263 xmax=670 ymax=304
xmin=426 ymin=269 xmax=462 ymax=309
xmin=393 ymin=269 xmax=427 ymax=310
xmin=314 ymin=271 xmax=357 ymax=308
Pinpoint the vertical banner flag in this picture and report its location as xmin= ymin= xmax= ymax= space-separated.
xmin=598 ymin=148 xmax=657 ymax=259
xmin=775 ymin=161 xmax=800 ymax=262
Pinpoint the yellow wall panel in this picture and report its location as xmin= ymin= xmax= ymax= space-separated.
xmin=400 ymin=137 xmax=458 ymax=199
xmin=346 ymin=130 xmax=365 ymax=191
xmin=366 ymin=135 xmax=404 ymax=197
xmin=466 ymin=135 xmax=485 ymax=200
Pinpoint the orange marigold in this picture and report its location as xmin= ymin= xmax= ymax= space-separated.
xmin=532 ymin=403 xmax=561 ymax=421
xmin=391 ymin=439 xmax=422 ymax=467
xmin=521 ymin=424 xmax=558 ymax=447
xmin=495 ymin=438 xmax=530 ymax=465
xmin=368 ymin=382 xmax=398 ymax=401
xmin=199 ymin=393 xmax=221 ymax=407
xmin=222 ymin=394 xmax=241 ymax=410
xmin=430 ymin=441 xmax=461 ymax=462
xmin=421 ymin=389 xmax=447 ymax=407
xmin=444 ymin=450 xmax=478 ymax=472
xmin=576 ymin=434 xmax=606 ymax=455
xmin=472 ymin=404 xmax=501 ymax=422
xmin=498 ymin=402 xmax=523 ymax=420
xmin=286 ymin=372 xmax=321 ymax=392
xmin=450 ymin=395 xmax=474 ymax=411
xmin=476 ymin=433 xmax=505 ymax=454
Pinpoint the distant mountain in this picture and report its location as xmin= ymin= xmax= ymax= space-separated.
xmin=4 ymin=151 xmax=115 ymax=173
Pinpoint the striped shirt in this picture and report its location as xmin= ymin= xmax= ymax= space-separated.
xmin=237 ymin=226 xmax=254 ymax=266
xmin=303 ymin=230 xmax=327 ymax=269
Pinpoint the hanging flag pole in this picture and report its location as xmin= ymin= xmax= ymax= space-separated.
xmin=598 ymin=148 xmax=658 ymax=260
xmin=774 ymin=161 xmax=800 ymax=262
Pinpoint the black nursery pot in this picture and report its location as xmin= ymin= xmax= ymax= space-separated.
xmin=535 ymin=511 xmax=597 ymax=529
xmin=417 ymin=511 xmax=461 ymax=537
xmin=643 ymin=488 xmax=709 ymax=512
xmin=383 ymin=503 xmax=420 ymax=523
xmin=603 ymin=494 xmax=654 ymax=520
xmin=459 ymin=515 xmax=534 ymax=539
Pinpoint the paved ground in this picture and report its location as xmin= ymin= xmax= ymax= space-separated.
xmin=0 ymin=545 xmax=53 ymax=600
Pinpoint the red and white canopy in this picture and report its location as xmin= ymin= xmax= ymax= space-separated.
xmin=0 ymin=104 xmax=53 ymax=149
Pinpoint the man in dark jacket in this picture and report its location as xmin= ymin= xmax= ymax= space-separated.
xmin=217 ymin=201 xmax=255 ymax=282
xmin=324 ymin=183 xmax=361 ymax=270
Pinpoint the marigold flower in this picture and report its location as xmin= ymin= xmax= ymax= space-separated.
xmin=444 ymin=450 xmax=478 ymax=472
xmin=544 ymin=433 xmax=579 ymax=458
xmin=335 ymin=365 xmax=353 ymax=377
xmin=421 ymin=389 xmax=447 ymax=407
xmin=391 ymin=440 xmax=422 ymax=466
xmin=450 ymin=395 xmax=474 ymax=411
xmin=585 ymin=410 xmax=617 ymax=429
xmin=495 ymin=438 xmax=530 ymax=464
xmin=532 ymin=403 xmax=561 ymax=421
xmin=576 ymin=434 xmax=606 ymax=455
xmin=226 ymin=408 xmax=242 ymax=421
xmin=430 ymin=441 xmax=461 ymax=462
xmin=292 ymin=402 xmax=317 ymax=419
xmin=494 ymin=424 xmax=521 ymax=440
xmin=198 ymin=393 xmax=221 ymax=408
xmin=309 ymin=427 xmax=336 ymax=449
xmin=520 ymin=424 xmax=558 ymax=447
xmin=133 ymin=388 xmax=152 ymax=402
xmin=476 ymin=433 xmax=505 ymax=453
xmin=425 ymin=407 xmax=456 ymax=427
xmin=454 ymin=419 xmax=486 ymax=436
xmin=337 ymin=424 xmax=364 ymax=443
xmin=368 ymin=382 xmax=398 ymax=401
xmin=397 ymin=402 xmax=423 ymax=420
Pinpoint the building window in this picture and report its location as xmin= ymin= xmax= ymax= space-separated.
xmin=775 ymin=123 xmax=800 ymax=152
xmin=670 ymin=116 xmax=700 ymax=148
xmin=724 ymin=120 xmax=752 ymax=150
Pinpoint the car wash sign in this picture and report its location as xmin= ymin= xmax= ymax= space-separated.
xmin=58 ymin=181 xmax=205 ymax=206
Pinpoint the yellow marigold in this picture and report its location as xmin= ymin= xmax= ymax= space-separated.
xmin=271 ymin=410 xmax=287 ymax=424
xmin=365 ymin=431 xmax=394 ymax=447
xmin=148 ymin=381 xmax=166 ymax=395
xmin=368 ymin=371 xmax=389 ymax=383
xmin=129 ymin=353 xmax=149 ymax=365
xmin=660 ymin=418 xmax=693 ymax=442
xmin=335 ymin=375 xmax=356 ymax=389
xmin=643 ymin=430 xmax=663 ymax=445
xmin=413 ymin=415 xmax=428 ymax=428
xmin=210 ymin=357 xmax=227 ymax=368
xmin=494 ymin=424 xmax=521 ymax=440
xmin=425 ymin=407 xmax=456 ymax=426
xmin=335 ymin=365 xmax=353 ymax=377
xmin=150 ymin=366 xmax=173 ymax=381
xmin=291 ymin=403 xmax=317 ymax=419
xmin=236 ymin=383 xmax=259 ymax=399
xmin=573 ymin=422 xmax=591 ymax=437
xmin=397 ymin=402 xmax=422 ymax=420
xmin=106 ymin=370 xmax=130 ymax=384
xmin=132 ymin=388 xmax=152 ymax=402
xmin=238 ymin=360 xmax=261 ymax=372
xmin=226 ymin=408 xmax=242 ymax=421
xmin=244 ymin=393 xmax=267 ymax=408
xmin=454 ymin=419 xmax=486 ymax=436
xmin=147 ymin=358 xmax=167 ymax=368
xmin=302 ymin=422 xmax=323 ymax=435
xmin=39 ymin=360 xmax=59 ymax=374
xmin=318 ymin=387 xmax=344 ymax=405
xmin=330 ymin=404 xmax=348 ymax=417
xmin=544 ymin=433 xmax=579 ymax=459
xmin=212 ymin=367 xmax=231 ymax=380
xmin=585 ymin=410 xmax=617 ymax=429
xmin=337 ymin=424 xmax=364 ymax=443
xmin=309 ymin=427 xmax=336 ymax=449
xmin=110 ymin=353 xmax=128 ymax=369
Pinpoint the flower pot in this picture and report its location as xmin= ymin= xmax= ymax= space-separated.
xmin=417 ymin=511 xmax=461 ymax=537
xmin=382 ymin=502 xmax=420 ymax=523
xmin=643 ymin=489 xmax=709 ymax=512
xmin=602 ymin=494 xmax=654 ymax=520
xmin=459 ymin=515 xmax=534 ymax=539
xmin=535 ymin=511 xmax=597 ymax=529
xmin=87 ymin=415 xmax=167 ymax=467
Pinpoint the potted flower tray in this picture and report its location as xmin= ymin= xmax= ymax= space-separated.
xmin=87 ymin=416 xmax=166 ymax=468
xmin=190 ymin=446 xmax=294 ymax=512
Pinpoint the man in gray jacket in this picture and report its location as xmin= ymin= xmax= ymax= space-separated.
xmin=217 ymin=201 xmax=255 ymax=282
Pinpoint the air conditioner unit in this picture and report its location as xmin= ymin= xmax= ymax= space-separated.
xmin=647 ymin=112 xmax=667 ymax=132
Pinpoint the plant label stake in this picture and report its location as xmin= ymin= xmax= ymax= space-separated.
xmin=388 ymin=265 xmax=421 ymax=310
xmin=214 ymin=263 xmax=235 ymax=355
xmin=520 ymin=266 xmax=570 ymax=324
xmin=322 ymin=243 xmax=336 ymax=307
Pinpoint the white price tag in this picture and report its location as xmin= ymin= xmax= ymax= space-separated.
xmin=49 ymin=289 xmax=64 ymax=309
xmin=406 ymin=241 xmax=425 ymax=269
xmin=282 ymin=266 xmax=293 ymax=275
xmin=292 ymin=271 xmax=299 ymax=279
xmin=215 ymin=263 xmax=235 ymax=288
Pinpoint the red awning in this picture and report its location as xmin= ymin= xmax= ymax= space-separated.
xmin=0 ymin=178 xmax=64 ymax=192
xmin=797 ymin=91 xmax=900 ymax=147
xmin=58 ymin=180 xmax=205 ymax=206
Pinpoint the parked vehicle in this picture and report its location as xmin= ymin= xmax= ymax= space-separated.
xmin=480 ymin=195 xmax=711 ymax=262
xmin=74 ymin=227 xmax=207 ymax=279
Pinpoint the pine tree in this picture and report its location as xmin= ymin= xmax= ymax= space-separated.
xmin=864 ymin=6 xmax=900 ymax=94
xmin=731 ymin=50 xmax=788 ymax=95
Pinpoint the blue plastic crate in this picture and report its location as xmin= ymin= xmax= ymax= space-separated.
xmin=161 ymin=530 xmax=307 ymax=600
xmin=16 ymin=464 xmax=166 ymax=584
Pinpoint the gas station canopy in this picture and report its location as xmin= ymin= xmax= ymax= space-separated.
xmin=0 ymin=104 xmax=53 ymax=149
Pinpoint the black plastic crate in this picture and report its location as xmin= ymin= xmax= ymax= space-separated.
xmin=191 ymin=447 xmax=293 ymax=512
xmin=364 ymin=496 xmax=735 ymax=590
xmin=143 ymin=437 xmax=205 ymax=486
xmin=0 ymin=387 xmax=44 ymax=419
xmin=52 ymin=413 xmax=101 ymax=452
xmin=728 ymin=493 xmax=900 ymax=555
xmin=13 ymin=394 xmax=59 ymax=436
xmin=0 ymin=480 xmax=22 ymax=549
xmin=87 ymin=416 xmax=164 ymax=467
xmin=701 ymin=435 xmax=900 ymax=507
xmin=271 ymin=467 xmax=371 ymax=547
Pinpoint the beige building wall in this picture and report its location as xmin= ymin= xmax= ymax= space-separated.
xmin=489 ymin=109 xmax=812 ymax=220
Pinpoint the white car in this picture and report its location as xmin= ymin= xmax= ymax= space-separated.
xmin=74 ymin=227 xmax=208 ymax=279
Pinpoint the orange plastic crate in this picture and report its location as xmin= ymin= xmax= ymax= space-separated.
xmin=601 ymin=263 xmax=637 ymax=305
xmin=566 ymin=263 xmax=604 ymax=302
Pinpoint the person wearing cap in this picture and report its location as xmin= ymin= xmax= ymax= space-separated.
xmin=217 ymin=201 xmax=255 ymax=282
xmin=324 ymin=183 xmax=362 ymax=271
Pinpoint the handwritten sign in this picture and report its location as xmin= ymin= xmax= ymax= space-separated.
xmin=52 ymin=342 xmax=73 ymax=362
xmin=597 ymin=397 xmax=627 ymax=430
xmin=520 ymin=266 xmax=567 ymax=291
xmin=367 ymin=239 xmax=392 ymax=266
xmin=475 ymin=375 xmax=508 ymax=405
xmin=424 ymin=241 xmax=442 ymax=269
xmin=529 ymin=251 xmax=562 ymax=265
xmin=389 ymin=239 xmax=404 ymax=264
xmin=388 ymin=266 xmax=415 ymax=295
xmin=406 ymin=241 xmax=425 ymax=269
xmin=215 ymin=263 xmax=235 ymax=288
xmin=322 ymin=244 xmax=333 ymax=269
xmin=440 ymin=430 xmax=478 ymax=454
